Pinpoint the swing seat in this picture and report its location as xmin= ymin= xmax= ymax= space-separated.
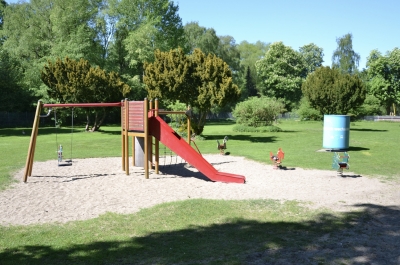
xmin=58 ymin=162 xmax=72 ymax=167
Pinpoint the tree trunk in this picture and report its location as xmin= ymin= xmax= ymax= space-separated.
xmin=90 ymin=109 xmax=107 ymax=131
xmin=85 ymin=110 xmax=91 ymax=131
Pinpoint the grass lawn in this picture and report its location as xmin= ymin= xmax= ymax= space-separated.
xmin=0 ymin=119 xmax=399 ymax=264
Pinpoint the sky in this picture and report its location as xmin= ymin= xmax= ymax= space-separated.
xmin=5 ymin=0 xmax=400 ymax=69
xmin=176 ymin=0 xmax=400 ymax=69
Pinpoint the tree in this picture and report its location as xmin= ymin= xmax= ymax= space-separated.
xmin=243 ymin=66 xmax=258 ymax=98
xmin=1 ymin=0 xmax=185 ymax=105
xmin=41 ymin=57 xmax=131 ymax=131
xmin=332 ymin=33 xmax=360 ymax=74
xmin=0 ymin=48 xmax=33 ymax=111
xmin=144 ymin=48 xmax=241 ymax=135
xmin=1 ymin=0 xmax=105 ymax=103
xmin=367 ymin=48 xmax=400 ymax=114
xmin=183 ymin=22 xmax=219 ymax=55
xmin=299 ymin=43 xmax=324 ymax=76
xmin=121 ymin=0 xmax=185 ymax=69
xmin=0 ymin=0 xmax=6 ymax=40
xmin=237 ymin=41 xmax=269 ymax=99
xmin=302 ymin=66 xmax=366 ymax=115
xmin=255 ymin=41 xmax=306 ymax=110
xmin=105 ymin=0 xmax=185 ymax=100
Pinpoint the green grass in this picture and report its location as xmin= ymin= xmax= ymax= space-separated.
xmin=1 ymin=199 xmax=365 ymax=265
xmin=1 ymin=120 xmax=399 ymax=264
xmin=197 ymin=120 xmax=400 ymax=180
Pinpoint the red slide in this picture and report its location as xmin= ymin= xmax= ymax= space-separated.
xmin=148 ymin=116 xmax=246 ymax=184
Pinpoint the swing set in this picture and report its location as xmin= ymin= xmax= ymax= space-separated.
xmin=54 ymin=108 xmax=74 ymax=166
xmin=23 ymin=99 xmax=195 ymax=181
xmin=24 ymin=101 xmax=122 ymax=182
xmin=24 ymin=99 xmax=246 ymax=184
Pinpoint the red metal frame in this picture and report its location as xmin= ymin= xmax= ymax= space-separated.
xmin=43 ymin=102 xmax=122 ymax=108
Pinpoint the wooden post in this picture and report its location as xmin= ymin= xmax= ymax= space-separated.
xmin=149 ymin=100 xmax=153 ymax=169
xmin=121 ymin=100 xmax=125 ymax=171
xmin=187 ymin=114 xmax=191 ymax=145
xmin=155 ymin=99 xmax=159 ymax=174
xmin=23 ymin=100 xmax=43 ymax=182
xmin=124 ymin=98 xmax=129 ymax=175
xmin=144 ymin=98 xmax=149 ymax=179
xmin=131 ymin=136 xmax=135 ymax=166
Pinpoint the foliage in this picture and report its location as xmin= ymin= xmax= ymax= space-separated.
xmin=0 ymin=0 xmax=5 ymax=37
xmin=241 ymin=66 xmax=258 ymax=99
xmin=41 ymin=57 xmax=131 ymax=131
xmin=0 ymin=48 xmax=34 ymax=111
xmin=183 ymin=22 xmax=219 ymax=55
xmin=232 ymin=96 xmax=286 ymax=127
xmin=295 ymin=97 xmax=322 ymax=121
xmin=216 ymin=35 xmax=241 ymax=74
xmin=122 ymin=0 xmax=185 ymax=69
xmin=354 ymin=94 xmax=385 ymax=117
xmin=144 ymin=48 xmax=241 ymax=135
xmin=165 ymin=100 xmax=188 ymax=134
xmin=366 ymin=48 xmax=400 ymax=114
xmin=183 ymin=22 xmax=241 ymax=86
xmin=1 ymin=0 xmax=184 ymax=106
xmin=232 ymin=124 xmax=282 ymax=132
xmin=255 ymin=41 xmax=306 ymax=110
xmin=237 ymin=40 xmax=269 ymax=91
xmin=331 ymin=33 xmax=360 ymax=74
xmin=1 ymin=0 xmax=106 ymax=107
xmin=302 ymin=66 xmax=366 ymax=115
xmin=299 ymin=43 xmax=324 ymax=76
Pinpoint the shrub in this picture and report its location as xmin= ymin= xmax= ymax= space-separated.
xmin=232 ymin=96 xmax=286 ymax=127
xmin=353 ymin=94 xmax=385 ymax=117
xmin=302 ymin=66 xmax=366 ymax=115
xmin=233 ymin=124 xmax=282 ymax=133
xmin=296 ymin=97 xmax=322 ymax=121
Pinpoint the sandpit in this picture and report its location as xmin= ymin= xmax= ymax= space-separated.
xmin=1 ymin=155 xmax=399 ymax=226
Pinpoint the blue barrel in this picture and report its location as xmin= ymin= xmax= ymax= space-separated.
xmin=323 ymin=115 xmax=350 ymax=150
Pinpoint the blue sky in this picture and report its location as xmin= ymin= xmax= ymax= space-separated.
xmin=6 ymin=0 xmax=400 ymax=69
xmin=176 ymin=0 xmax=400 ymax=69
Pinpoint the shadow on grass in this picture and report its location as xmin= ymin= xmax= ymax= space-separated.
xmin=1 ymin=204 xmax=399 ymax=265
xmin=347 ymin=146 xmax=370 ymax=151
xmin=204 ymin=134 xmax=277 ymax=143
xmin=350 ymin=128 xmax=388 ymax=132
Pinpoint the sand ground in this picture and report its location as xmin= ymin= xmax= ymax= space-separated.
xmin=1 ymin=155 xmax=399 ymax=226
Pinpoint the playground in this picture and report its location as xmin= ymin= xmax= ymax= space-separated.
xmin=1 ymin=118 xmax=400 ymax=264
xmin=1 ymin=154 xmax=399 ymax=226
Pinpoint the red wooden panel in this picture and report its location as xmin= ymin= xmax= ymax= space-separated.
xmin=128 ymin=101 xmax=144 ymax=131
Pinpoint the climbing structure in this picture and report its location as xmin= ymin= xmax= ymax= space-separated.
xmin=121 ymin=98 xmax=246 ymax=184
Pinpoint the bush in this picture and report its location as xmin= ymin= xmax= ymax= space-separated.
xmin=295 ymin=97 xmax=322 ymax=121
xmin=302 ymin=66 xmax=366 ymax=115
xmin=233 ymin=124 xmax=282 ymax=133
xmin=232 ymin=96 xmax=286 ymax=127
xmin=353 ymin=94 xmax=385 ymax=117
